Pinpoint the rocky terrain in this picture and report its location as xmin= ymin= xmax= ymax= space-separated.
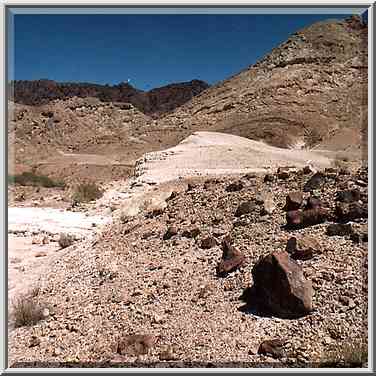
xmin=7 ymin=15 xmax=368 ymax=369
xmin=8 ymin=164 xmax=368 ymax=367
xmin=10 ymin=79 xmax=209 ymax=117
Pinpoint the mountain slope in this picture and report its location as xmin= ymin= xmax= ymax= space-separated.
xmin=9 ymin=79 xmax=210 ymax=118
xmin=156 ymin=16 xmax=367 ymax=155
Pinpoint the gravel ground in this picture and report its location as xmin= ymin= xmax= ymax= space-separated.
xmin=8 ymin=165 xmax=368 ymax=368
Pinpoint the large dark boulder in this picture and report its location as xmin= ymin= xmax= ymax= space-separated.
xmin=250 ymin=250 xmax=312 ymax=318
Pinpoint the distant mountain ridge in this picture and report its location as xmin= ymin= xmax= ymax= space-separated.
xmin=9 ymin=79 xmax=210 ymax=117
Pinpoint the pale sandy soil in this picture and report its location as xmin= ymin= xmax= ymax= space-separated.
xmin=135 ymin=132 xmax=335 ymax=184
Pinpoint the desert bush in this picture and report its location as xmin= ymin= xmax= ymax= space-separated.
xmin=320 ymin=340 xmax=368 ymax=367
xmin=12 ymin=293 xmax=45 ymax=328
xmin=58 ymin=233 xmax=74 ymax=249
xmin=8 ymin=172 xmax=65 ymax=189
xmin=72 ymin=182 xmax=103 ymax=204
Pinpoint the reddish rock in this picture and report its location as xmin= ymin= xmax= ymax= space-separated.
xmin=335 ymin=202 xmax=367 ymax=222
xmin=286 ymin=208 xmax=328 ymax=228
xmin=251 ymin=250 xmax=313 ymax=317
xmin=258 ymin=339 xmax=286 ymax=359
xmin=286 ymin=236 xmax=321 ymax=260
xmin=217 ymin=236 xmax=245 ymax=276
xmin=283 ymin=191 xmax=303 ymax=211
xmin=305 ymin=196 xmax=322 ymax=210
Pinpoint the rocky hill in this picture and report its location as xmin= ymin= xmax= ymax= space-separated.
xmin=156 ymin=16 xmax=367 ymax=154
xmin=9 ymin=165 xmax=368 ymax=367
xmin=9 ymin=79 xmax=209 ymax=118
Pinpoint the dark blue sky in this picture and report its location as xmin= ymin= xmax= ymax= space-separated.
xmin=12 ymin=13 xmax=357 ymax=90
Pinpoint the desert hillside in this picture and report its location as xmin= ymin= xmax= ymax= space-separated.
xmin=156 ymin=16 xmax=367 ymax=154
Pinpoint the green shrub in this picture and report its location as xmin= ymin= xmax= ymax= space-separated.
xmin=8 ymin=172 xmax=65 ymax=189
xmin=72 ymin=182 xmax=103 ymax=204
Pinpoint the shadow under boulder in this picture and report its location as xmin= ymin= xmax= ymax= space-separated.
xmin=240 ymin=251 xmax=312 ymax=319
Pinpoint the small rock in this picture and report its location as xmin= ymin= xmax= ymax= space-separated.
xmin=226 ymin=180 xmax=244 ymax=192
xmin=216 ymin=236 xmax=245 ymax=277
xmin=163 ymin=226 xmax=178 ymax=240
xmin=286 ymin=208 xmax=328 ymax=228
xmin=53 ymin=346 xmax=63 ymax=356
xmin=258 ymin=339 xmax=286 ymax=359
xmin=335 ymin=202 xmax=367 ymax=222
xmin=326 ymin=223 xmax=353 ymax=237
xmin=200 ymin=236 xmax=218 ymax=249
xmin=336 ymin=189 xmax=361 ymax=203
xmin=261 ymin=195 xmax=276 ymax=216
xmin=34 ymin=252 xmax=48 ymax=258
xmin=283 ymin=192 xmax=303 ymax=211
xmin=286 ymin=236 xmax=321 ymax=260
xmin=303 ymin=172 xmax=326 ymax=192
xmin=264 ymin=174 xmax=276 ymax=183
xmin=235 ymin=201 xmax=256 ymax=217
xmin=302 ymin=165 xmax=316 ymax=174
xmin=305 ymin=196 xmax=322 ymax=210
xmin=182 ymin=227 xmax=201 ymax=239
xmin=29 ymin=335 xmax=41 ymax=348
xmin=277 ymin=167 xmax=290 ymax=180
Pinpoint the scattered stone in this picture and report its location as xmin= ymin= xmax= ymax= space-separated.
xmin=53 ymin=347 xmax=63 ymax=356
xmin=260 ymin=194 xmax=276 ymax=215
xmin=163 ymin=226 xmax=178 ymax=240
xmin=302 ymin=165 xmax=315 ymax=174
xmin=305 ymin=196 xmax=322 ymax=210
xmin=264 ymin=174 xmax=276 ymax=183
xmin=350 ymin=224 xmax=368 ymax=243
xmin=258 ymin=339 xmax=286 ymax=359
xmin=277 ymin=167 xmax=290 ymax=180
xmin=326 ymin=223 xmax=353 ymax=237
xmin=286 ymin=236 xmax=321 ymax=260
xmin=226 ymin=180 xmax=244 ymax=192
xmin=200 ymin=236 xmax=218 ymax=249
xmin=216 ymin=236 xmax=245 ymax=277
xmin=29 ymin=336 xmax=41 ymax=348
xmin=303 ymin=172 xmax=326 ymax=192
xmin=251 ymin=250 xmax=312 ymax=318
xmin=335 ymin=202 xmax=367 ymax=222
xmin=235 ymin=201 xmax=256 ymax=217
xmin=286 ymin=208 xmax=328 ymax=228
xmin=117 ymin=334 xmax=157 ymax=356
xmin=283 ymin=192 xmax=303 ymax=211
xmin=336 ymin=189 xmax=361 ymax=203
xmin=182 ymin=227 xmax=201 ymax=239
